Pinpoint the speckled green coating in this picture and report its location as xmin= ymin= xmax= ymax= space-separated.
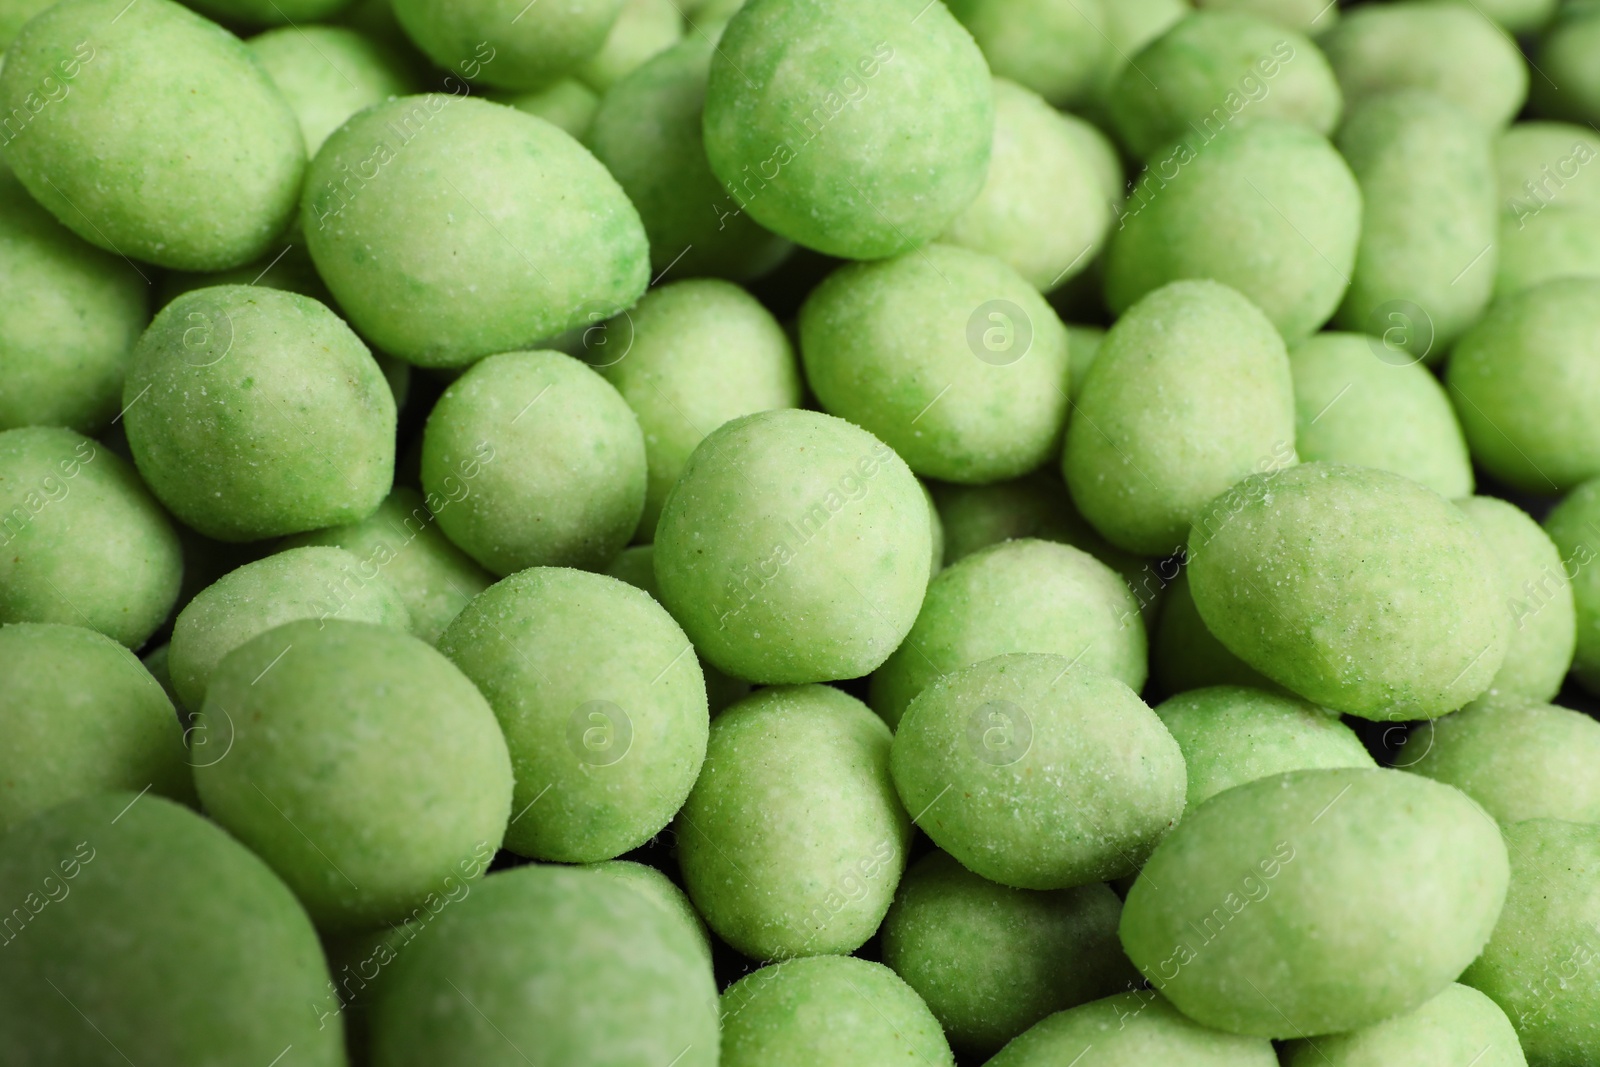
xmin=892 ymin=654 xmax=1186 ymax=889
xmin=0 ymin=172 xmax=146 ymax=433
xmin=1065 ymin=279 xmax=1298 ymax=556
xmin=942 ymin=79 xmax=1115 ymax=292
xmin=1282 ymin=983 xmax=1526 ymax=1067
xmin=869 ymin=539 xmax=1147 ymax=729
xmin=881 ymin=851 xmax=1138 ymax=1056
xmin=702 ymin=0 xmax=993 ymax=259
xmin=1320 ymin=1 xmax=1528 ymax=128
xmin=421 ymin=350 xmax=646 ymax=574
xmin=0 ymin=427 xmax=180 ymax=647
xmin=1457 ymin=496 xmax=1575 ymax=703
xmin=248 ymin=26 xmax=414 ymax=154
xmin=1189 ymin=463 xmax=1507 ymax=719
xmin=1194 ymin=0 xmax=1338 ymax=31
xmin=1152 ymin=568 xmax=1279 ymax=695
xmin=1532 ymin=3 xmax=1600 ymax=124
xmin=1106 ymin=121 xmax=1360 ymax=341
xmin=801 ymin=245 xmax=1069 ymax=483
xmin=168 ymin=545 xmax=409 ymax=711
xmin=988 ymin=991 xmax=1278 ymax=1066
xmin=1289 ymin=332 xmax=1473 ymax=499
xmin=304 ymin=95 xmax=647 ymax=367
xmin=0 ymin=623 xmax=191 ymax=833
xmin=577 ymin=0 xmax=681 ymax=90
xmin=0 ymin=0 xmax=304 ymax=271
xmin=0 ymin=793 xmax=345 ymax=1066
xmin=1497 ymin=206 xmax=1600 ymax=297
xmin=369 ymin=864 xmax=718 ymax=1067
xmin=721 ymin=955 xmax=952 ymax=1066
xmin=195 ymin=619 xmax=511 ymax=932
xmin=946 ymin=0 xmax=1105 ymax=109
xmin=674 ymin=684 xmax=909 ymax=958
xmin=597 ymin=279 xmax=800 ymax=538
xmin=491 ymin=79 xmax=599 ymax=139
xmin=1544 ymin=478 xmax=1600 ymax=694
xmin=392 ymin=0 xmax=624 ymax=91
xmin=654 ymin=408 xmax=932 ymax=683
xmin=438 ymin=566 xmax=706 ymax=863
xmin=1110 ymin=13 xmax=1340 ymax=160
xmin=1334 ymin=90 xmax=1498 ymax=360
xmin=586 ymin=859 xmax=712 ymax=967
xmin=1495 ymin=121 xmax=1600 ymax=212
xmin=1121 ymin=767 xmax=1509 ymax=1037
xmin=1448 ymin=278 xmax=1600 ymax=492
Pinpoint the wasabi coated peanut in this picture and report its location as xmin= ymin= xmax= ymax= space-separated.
xmin=1495 ymin=122 xmax=1600 ymax=215
xmin=1531 ymin=2 xmax=1600 ymax=125
xmin=1334 ymin=90 xmax=1498 ymax=360
xmin=891 ymin=653 xmax=1187 ymax=889
xmin=881 ymin=851 xmax=1138 ymax=1056
xmin=1448 ymin=278 xmax=1600 ymax=493
xmin=586 ymin=859 xmax=712 ymax=967
xmin=944 ymin=0 xmax=1107 ymax=109
xmin=1497 ymin=205 xmax=1600 ymax=297
xmin=1543 ymin=479 xmax=1600 ymax=694
xmin=304 ymin=95 xmax=648 ymax=367
xmin=1457 ymin=496 xmax=1576 ymax=703
xmin=653 ymin=409 xmax=931 ymax=683
xmin=1320 ymin=1 xmax=1528 ymax=129
xmin=0 ymin=623 xmax=192 ymax=833
xmin=0 ymin=0 xmax=304 ymax=271
xmin=869 ymin=539 xmax=1148 ymax=728
xmin=1283 ymin=983 xmax=1527 ymax=1067
xmin=0 ymin=172 xmax=146 ymax=433
xmin=1194 ymin=0 xmax=1338 ymax=32
xmin=439 ymin=567 xmax=707 ymax=863
xmin=703 ymin=0 xmax=993 ymax=259
xmin=369 ymin=865 xmax=718 ymax=1067
xmin=800 ymin=244 xmax=1070 ymax=483
xmin=1152 ymin=569 xmax=1279 ymax=695
xmin=674 ymin=685 xmax=910 ymax=959
xmin=1106 ymin=121 xmax=1361 ymax=341
xmin=123 ymin=285 xmax=396 ymax=541
xmin=986 ymin=992 xmax=1278 ymax=1066
xmin=0 ymin=427 xmax=181 ymax=648
xmin=1109 ymin=12 xmax=1342 ymax=161
xmin=492 ymin=79 xmax=599 ymax=139
xmin=1188 ymin=463 xmax=1507 ymax=720
xmin=393 ymin=0 xmax=624 ymax=91
xmin=1121 ymin=768 xmax=1510 ymax=1037
xmin=195 ymin=619 xmax=512 ymax=932
xmin=587 ymin=39 xmax=793 ymax=282
xmin=1154 ymin=686 xmax=1375 ymax=808
xmin=421 ymin=350 xmax=646 ymax=574
xmin=248 ymin=26 xmax=415 ymax=154
xmin=1065 ymin=279 xmax=1298 ymax=556
xmin=576 ymin=0 xmax=681 ymax=91
xmin=720 ymin=956 xmax=953 ymax=1067
xmin=596 ymin=278 xmax=801 ymax=537
xmin=0 ymin=794 xmax=346 ymax=1066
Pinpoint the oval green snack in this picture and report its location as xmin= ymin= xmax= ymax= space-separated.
xmin=248 ymin=25 xmax=415 ymax=154
xmin=1281 ymin=983 xmax=1527 ymax=1067
xmin=1543 ymin=477 xmax=1600 ymax=694
xmin=1188 ymin=462 xmax=1507 ymax=720
xmin=674 ymin=684 xmax=909 ymax=959
xmin=0 ymin=0 xmax=304 ymax=270
xmin=304 ymin=95 xmax=648 ymax=367
xmin=1065 ymin=279 xmax=1298 ymax=556
xmin=881 ymin=850 xmax=1138 ymax=1057
xmin=1152 ymin=568 xmax=1280 ymax=695
xmin=654 ymin=408 xmax=931 ymax=683
xmin=1495 ymin=121 xmax=1600 ymax=214
xmin=1531 ymin=1 xmax=1600 ymax=125
xmin=492 ymin=78 xmax=599 ymax=139
xmin=439 ymin=567 xmax=706 ymax=863
xmin=392 ymin=0 xmax=624 ymax=90
xmin=720 ymin=955 xmax=953 ymax=1066
xmin=800 ymin=244 xmax=1069 ymax=483
xmin=195 ymin=619 xmax=512 ymax=932
xmin=931 ymin=470 xmax=1109 ymax=565
xmin=0 ymin=427 xmax=181 ymax=648
xmin=576 ymin=0 xmax=681 ymax=91
xmin=1121 ymin=767 xmax=1509 ymax=1037
xmin=0 ymin=793 xmax=346 ymax=1066
xmin=892 ymin=653 xmax=1187 ymax=890
xmin=585 ymin=858 xmax=712 ymax=967
xmin=1497 ymin=205 xmax=1600 ymax=297
xmin=987 ymin=991 xmax=1279 ymax=1066
xmin=421 ymin=350 xmax=646 ymax=574
xmin=702 ymin=0 xmax=993 ymax=259
xmin=945 ymin=0 xmax=1106 ymax=109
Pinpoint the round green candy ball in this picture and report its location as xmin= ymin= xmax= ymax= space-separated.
xmin=1193 ymin=0 xmax=1338 ymax=32
xmin=195 ymin=619 xmax=512 ymax=931
xmin=369 ymin=864 xmax=718 ymax=1067
xmin=1289 ymin=331 xmax=1473 ymax=499
xmin=248 ymin=26 xmax=415 ymax=154
xmin=990 ymin=993 xmax=1278 ymax=1065
xmin=1121 ymin=767 xmax=1509 ymax=1037
xmin=702 ymin=0 xmax=993 ymax=259
xmin=0 ymin=427 xmax=180 ymax=647
xmin=870 ymin=538 xmax=1147 ymax=729
xmin=892 ymin=653 xmax=1187 ymax=890
xmin=491 ymin=78 xmax=599 ymax=139
xmin=392 ymin=0 xmax=624 ymax=91
xmin=1188 ymin=462 xmax=1507 ymax=720
xmin=1283 ymin=983 xmax=1526 ymax=1067
xmin=421 ymin=350 xmax=646 ymax=574
xmin=0 ymin=0 xmax=304 ymax=271
xmin=654 ymin=408 xmax=932 ymax=683
xmin=1152 ymin=568 xmax=1279 ymax=695
xmin=675 ymin=684 xmax=909 ymax=959
xmin=1066 ymin=279 xmax=1298 ymax=556
xmin=800 ymin=244 xmax=1069 ymax=483
xmin=439 ymin=566 xmax=706 ymax=863
xmin=576 ymin=0 xmax=681 ymax=90
xmin=304 ymin=95 xmax=647 ymax=367
xmin=881 ymin=850 xmax=1138 ymax=1057
xmin=1530 ymin=2 xmax=1600 ymax=125
xmin=945 ymin=0 xmax=1106 ymax=109
xmin=1543 ymin=478 xmax=1600 ymax=694
xmin=1496 ymin=205 xmax=1600 ymax=297
xmin=1495 ymin=121 xmax=1600 ymax=212
xmin=585 ymin=859 xmax=712 ymax=967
